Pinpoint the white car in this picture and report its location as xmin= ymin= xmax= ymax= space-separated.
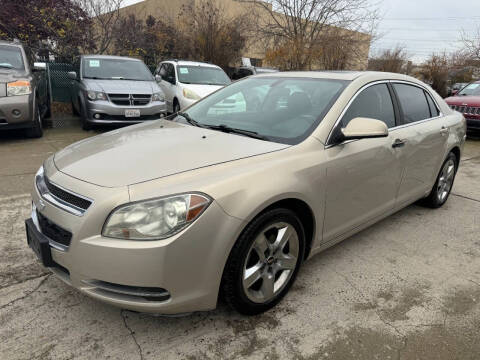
xmin=155 ymin=60 xmax=231 ymax=113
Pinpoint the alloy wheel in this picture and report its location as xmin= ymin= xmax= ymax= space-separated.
xmin=437 ymin=159 xmax=455 ymax=203
xmin=242 ymin=222 xmax=299 ymax=303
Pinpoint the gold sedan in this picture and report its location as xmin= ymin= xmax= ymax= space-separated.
xmin=26 ymin=71 xmax=466 ymax=315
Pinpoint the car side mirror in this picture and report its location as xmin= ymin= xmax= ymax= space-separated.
xmin=67 ymin=71 xmax=77 ymax=80
xmin=341 ymin=117 xmax=389 ymax=140
xmin=155 ymin=74 xmax=162 ymax=82
xmin=33 ymin=62 xmax=46 ymax=71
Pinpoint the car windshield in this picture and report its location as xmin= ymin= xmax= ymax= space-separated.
xmin=82 ymin=58 xmax=153 ymax=81
xmin=457 ymin=83 xmax=480 ymax=96
xmin=176 ymin=77 xmax=348 ymax=145
xmin=0 ymin=45 xmax=24 ymax=70
xmin=177 ymin=66 xmax=231 ymax=85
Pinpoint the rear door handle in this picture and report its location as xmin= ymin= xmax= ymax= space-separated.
xmin=392 ymin=139 xmax=406 ymax=148
xmin=440 ymin=126 xmax=449 ymax=136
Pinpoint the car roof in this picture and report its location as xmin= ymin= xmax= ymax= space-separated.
xmin=255 ymin=70 xmax=420 ymax=83
xmin=163 ymin=60 xmax=220 ymax=68
xmin=82 ymin=55 xmax=142 ymax=62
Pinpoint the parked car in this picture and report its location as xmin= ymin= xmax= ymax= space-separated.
xmin=0 ymin=40 xmax=50 ymax=137
xmin=69 ymin=55 xmax=166 ymax=130
xmin=445 ymin=80 xmax=480 ymax=133
xmin=154 ymin=60 xmax=231 ymax=113
xmin=26 ymin=71 xmax=465 ymax=315
xmin=231 ymin=66 xmax=278 ymax=80
xmin=449 ymin=82 xmax=468 ymax=97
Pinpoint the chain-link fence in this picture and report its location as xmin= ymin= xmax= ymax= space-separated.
xmin=47 ymin=63 xmax=75 ymax=103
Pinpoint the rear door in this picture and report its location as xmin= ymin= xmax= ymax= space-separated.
xmin=323 ymin=82 xmax=404 ymax=242
xmin=390 ymin=82 xmax=448 ymax=209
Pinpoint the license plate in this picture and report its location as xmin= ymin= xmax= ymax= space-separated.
xmin=125 ymin=109 xmax=141 ymax=118
xmin=25 ymin=219 xmax=54 ymax=267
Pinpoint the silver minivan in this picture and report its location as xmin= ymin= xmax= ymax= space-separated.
xmin=69 ymin=55 xmax=167 ymax=130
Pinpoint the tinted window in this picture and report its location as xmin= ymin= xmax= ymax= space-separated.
xmin=393 ymin=84 xmax=431 ymax=123
xmin=342 ymin=84 xmax=396 ymax=128
xmin=167 ymin=64 xmax=175 ymax=81
xmin=82 ymin=58 xmax=153 ymax=81
xmin=425 ymin=92 xmax=439 ymax=117
xmin=178 ymin=77 xmax=348 ymax=145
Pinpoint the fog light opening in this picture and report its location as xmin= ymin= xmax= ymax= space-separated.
xmin=12 ymin=109 xmax=21 ymax=117
xmin=94 ymin=113 xmax=101 ymax=119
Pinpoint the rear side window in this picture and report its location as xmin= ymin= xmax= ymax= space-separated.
xmin=425 ymin=91 xmax=440 ymax=117
xmin=342 ymin=84 xmax=396 ymax=128
xmin=393 ymin=84 xmax=431 ymax=123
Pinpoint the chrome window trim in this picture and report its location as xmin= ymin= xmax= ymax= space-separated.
xmin=325 ymin=79 xmax=444 ymax=149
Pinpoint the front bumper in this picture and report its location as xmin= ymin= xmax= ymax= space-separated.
xmin=465 ymin=115 xmax=480 ymax=131
xmin=29 ymin=166 xmax=244 ymax=314
xmin=85 ymin=99 xmax=167 ymax=125
xmin=0 ymin=93 xmax=34 ymax=129
xmin=178 ymin=97 xmax=198 ymax=111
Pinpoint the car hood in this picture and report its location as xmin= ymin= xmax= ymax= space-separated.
xmin=0 ymin=69 xmax=30 ymax=83
xmin=53 ymin=120 xmax=288 ymax=187
xmin=181 ymin=83 xmax=225 ymax=98
xmin=84 ymin=79 xmax=160 ymax=94
xmin=445 ymin=96 xmax=480 ymax=106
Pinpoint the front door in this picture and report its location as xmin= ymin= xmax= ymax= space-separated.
xmin=323 ymin=83 xmax=403 ymax=242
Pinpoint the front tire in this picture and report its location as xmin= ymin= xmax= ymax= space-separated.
xmin=79 ymin=99 xmax=92 ymax=131
xmin=221 ymin=208 xmax=305 ymax=315
xmin=25 ymin=104 xmax=43 ymax=138
xmin=422 ymin=152 xmax=458 ymax=208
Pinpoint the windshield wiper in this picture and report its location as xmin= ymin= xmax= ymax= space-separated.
xmin=204 ymin=124 xmax=268 ymax=140
xmin=84 ymin=76 xmax=108 ymax=80
xmin=177 ymin=112 xmax=206 ymax=128
xmin=0 ymin=64 xmax=14 ymax=69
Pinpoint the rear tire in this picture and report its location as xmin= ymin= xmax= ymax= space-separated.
xmin=421 ymin=152 xmax=458 ymax=208
xmin=25 ymin=104 xmax=43 ymax=138
xmin=221 ymin=208 xmax=305 ymax=315
xmin=79 ymin=99 xmax=92 ymax=131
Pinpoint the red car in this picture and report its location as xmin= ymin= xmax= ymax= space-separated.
xmin=445 ymin=80 xmax=480 ymax=133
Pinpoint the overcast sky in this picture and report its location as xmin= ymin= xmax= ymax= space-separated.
xmin=123 ymin=0 xmax=480 ymax=64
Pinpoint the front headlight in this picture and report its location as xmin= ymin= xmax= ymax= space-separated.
xmin=7 ymin=81 xmax=32 ymax=96
xmin=183 ymin=88 xmax=201 ymax=100
xmin=87 ymin=90 xmax=107 ymax=101
xmin=102 ymin=193 xmax=211 ymax=240
xmin=152 ymin=92 xmax=165 ymax=102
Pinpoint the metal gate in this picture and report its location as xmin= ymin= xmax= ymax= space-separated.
xmin=46 ymin=63 xmax=75 ymax=103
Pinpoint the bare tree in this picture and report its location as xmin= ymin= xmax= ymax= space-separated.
xmin=461 ymin=26 xmax=480 ymax=61
xmin=178 ymin=0 xmax=253 ymax=70
xmin=368 ymin=46 xmax=408 ymax=73
xmin=243 ymin=0 xmax=379 ymax=70
xmin=77 ymin=0 xmax=124 ymax=54
xmin=419 ymin=53 xmax=449 ymax=97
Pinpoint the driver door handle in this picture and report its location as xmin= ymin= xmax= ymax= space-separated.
xmin=392 ymin=139 xmax=406 ymax=148
xmin=440 ymin=126 xmax=449 ymax=136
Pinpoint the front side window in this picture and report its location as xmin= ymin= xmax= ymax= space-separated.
xmin=177 ymin=66 xmax=231 ymax=86
xmin=341 ymin=84 xmax=396 ymax=128
xmin=457 ymin=83 xmax=480 ymax=96
xmin=393 ymin=83 xmax=431 ymax=123
xmin=0 ymin=45 xmax=24 ymax=70
xmin=179 ymin=77 xmax=348 ymax=144
xmin=82 ymin=58 xmax=153 ymax=81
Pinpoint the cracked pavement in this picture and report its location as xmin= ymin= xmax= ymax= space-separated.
xmin=0 ymin=125 xmax=479 ymax=359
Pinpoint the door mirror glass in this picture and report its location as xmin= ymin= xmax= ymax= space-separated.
xmin=341 ymin=117 xmax=389 ymax=140
xmin=33 ymin=62 xmax=46 ymax=71
xmin=155 ymin=74 xmax=162 ymax=82
xmin=67 ymin=71 xmax=77 ymax=80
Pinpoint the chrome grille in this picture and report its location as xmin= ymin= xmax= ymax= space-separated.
xmin=108 ymin=93 xmax=151 ymax=106
xmin=44 ymin=177 xmax=92 ymax=210
xmin=450 ymin=104 xmax=480 ymax=115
